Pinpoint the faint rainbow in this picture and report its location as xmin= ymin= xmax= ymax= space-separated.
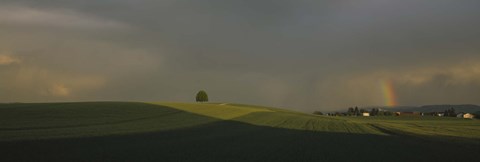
xmin=381 ymin=79 xmax=398 ymax=107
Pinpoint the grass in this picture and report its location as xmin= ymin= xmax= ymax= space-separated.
xmin=344 ymin=116 xmax=480 ymax=144
xmin=157 ymin=102 xmax=274 ymax=120
xmin=0 ymin=102 xmax=217 ymax=140
xmin=158 ymin=103 xmax=383 ymax=134
xmin=0 ymin=102 xmax=479 ymax=161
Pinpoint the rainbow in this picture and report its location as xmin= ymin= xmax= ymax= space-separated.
xmin=381 ymin=79 xmax=398 ymax=107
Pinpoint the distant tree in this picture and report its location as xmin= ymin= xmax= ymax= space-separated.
xmin=370 ymin=108 xmax=378 ymax=116
xmin=474 ymin=111 xmax=480 ymax=119
xmin=384 ymin=111 xmax=393 ymax=116
xmin=449 ymin=108 xmax=456 ymax=117
xmin=195 ymin=90 xmax=209 ymax=102
xmin=313 ymin=111 xmax=324 ymax=115
xmin=354 ymin=107 xmax=360 ymax=116
xmin=347 ymin=107 xmax=354 ymax=116
xmin=377 ymin=110 xmax=385 ymax=116
xmin=443 ymin=108 xmax=456 ymax=117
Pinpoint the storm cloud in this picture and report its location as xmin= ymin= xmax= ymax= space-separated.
xmin=1 ymin=0 xmax=479 ymax=112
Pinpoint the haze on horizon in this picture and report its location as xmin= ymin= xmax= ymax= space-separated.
xmin=1 ymin=0 xmax=479 ymax=112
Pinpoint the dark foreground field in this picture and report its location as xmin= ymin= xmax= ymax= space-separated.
xmin=0 ymin=102 xmax=478 ymax=161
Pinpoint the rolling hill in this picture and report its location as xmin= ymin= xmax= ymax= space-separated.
xmin=0 ymin=102 xmax=479 ymax=161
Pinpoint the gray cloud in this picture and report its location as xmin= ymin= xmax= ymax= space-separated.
xmin=1 ymin=0 xmax=480 ymax=112
xmin=0 ymin=5 xmax=129 ymax=30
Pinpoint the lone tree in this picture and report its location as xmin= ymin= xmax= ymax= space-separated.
xmin=195 ymin=90 xmax=209 ymax=102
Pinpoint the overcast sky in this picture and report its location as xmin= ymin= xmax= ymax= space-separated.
xmin=1 ymin=0 xmax=479 ymax=112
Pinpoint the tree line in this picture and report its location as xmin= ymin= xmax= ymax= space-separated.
xmin=315 ymin=107 xmax=395 ymax=116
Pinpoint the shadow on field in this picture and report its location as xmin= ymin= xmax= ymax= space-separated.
xmin=1 ymin=119 xmax=478 ymax=162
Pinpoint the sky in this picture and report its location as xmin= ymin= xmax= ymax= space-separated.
xmin=1 ymin=0 xmax=479 ymax=112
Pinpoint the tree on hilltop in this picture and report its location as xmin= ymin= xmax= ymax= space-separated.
xmin=196 ymin=90 xmax=209 ymax=102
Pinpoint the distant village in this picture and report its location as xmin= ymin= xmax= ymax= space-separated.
xmin=314 ymin=107 xmax=476 ymax=119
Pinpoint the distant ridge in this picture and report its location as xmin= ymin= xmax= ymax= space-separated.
xmin=383 ymin=104 xmax=480 ymax=113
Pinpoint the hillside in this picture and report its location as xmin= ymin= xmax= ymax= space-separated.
xmin=0 ymin=102 xmax=479 ymax=161
xmin=0 ymin=102 xmax=383 ymax=141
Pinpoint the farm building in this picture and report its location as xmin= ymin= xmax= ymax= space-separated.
xmin=456 ymin=113 xmax=475 ymax=119
xmin=463 ymin=113 xmax=474 ymax=119
xmin=457 ymin=113 xmax=464 ymax=118
xmin=362 ymin=112 xmax=370 ymax=116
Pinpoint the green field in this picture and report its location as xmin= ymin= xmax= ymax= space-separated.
xmin=0 ymin=102 xmax=479 ymax=161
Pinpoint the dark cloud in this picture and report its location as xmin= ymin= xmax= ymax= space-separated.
xmin=1 ymin=0 xmax=480 ymax=112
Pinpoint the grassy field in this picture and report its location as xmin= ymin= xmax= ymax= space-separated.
xmin=0 ymin=102 xmax=479 ymax=161
xmin=345 ymin=116 xmax=480 ymax=143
